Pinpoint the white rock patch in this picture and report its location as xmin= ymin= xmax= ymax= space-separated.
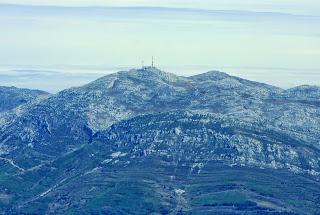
xmin=111 ymin=152 xmax=127 ymax=158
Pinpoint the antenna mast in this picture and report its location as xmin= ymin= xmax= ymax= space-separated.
xmin=152 ymin=56 xmax=154 ymax=68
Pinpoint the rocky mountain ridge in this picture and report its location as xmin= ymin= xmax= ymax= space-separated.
xmin=0 ymin=67 xmax=319 ymax=214
xmin=0 ymin=86 xmax=49 ymax=113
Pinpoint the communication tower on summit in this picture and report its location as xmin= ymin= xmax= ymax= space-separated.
xmin=141 ymin=57 xmax=155 ymax=70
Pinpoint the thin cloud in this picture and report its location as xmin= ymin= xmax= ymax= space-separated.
xmin=0 ymin=0 xmax=319 ymax=15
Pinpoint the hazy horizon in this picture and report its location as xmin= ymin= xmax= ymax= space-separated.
xmin=0 ymin=1 xmax=319 ymax=92
xmin=0 ymin=64 xmax=319 ymax=93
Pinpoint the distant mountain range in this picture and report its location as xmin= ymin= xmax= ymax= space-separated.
xmin=0 ymin=67 xmax=319 ymax=214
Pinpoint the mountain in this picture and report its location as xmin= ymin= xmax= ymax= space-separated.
xmin=0 ymin=68 xmax=281 ymax=157
xmin=0 ymin=86 xmax=50 ymax=135
xmin=0 ymin=86 xmax=49 ymax=113
xmin=0 ymin=67 xmax=319 ymax=214
xmin=1 ymin=111 xmax=320 ymax=214
xmin=282 ymin=85 xmax=320 ymax=100
xmin=0 ymin=67 xmax=194 ymax=166
xmin=1 ymin=67 xmax=318 ymax=164
xmin=274 ymin=85 xmax=320 ymax=107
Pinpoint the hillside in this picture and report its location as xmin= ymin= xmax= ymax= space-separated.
xmin=0 ymin=67 xmax=319 ymax=214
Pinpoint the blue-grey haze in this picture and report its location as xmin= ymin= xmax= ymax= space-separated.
xmin=0 ymin=2 xmax=319 ymax=92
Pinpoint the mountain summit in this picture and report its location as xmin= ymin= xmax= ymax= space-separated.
xmin=0 ymin=68 xmax=319 ymax=214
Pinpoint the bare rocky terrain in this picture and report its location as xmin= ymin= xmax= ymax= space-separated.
xmin=0 ymin=67 xmax=319 ymax=214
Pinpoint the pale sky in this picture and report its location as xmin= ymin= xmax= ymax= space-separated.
xmin=0 ymin=1 xmax=319 ymax=91
xmin=0 ymin=0 xmax=319 ymax=15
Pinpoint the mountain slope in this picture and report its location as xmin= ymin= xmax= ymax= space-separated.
xmin=282 ymin=85 xmax=320 ymax=100
xmin=2 ymin=67 xmax=319 ymax=164
xmin=0 ymin=86 xmax=49 ymax=113
xmin=1 ymin=111 xmax=319 ymax=214
xmin=0 ymin=68 xmax=285 ymax=164
xmin=0 ymin=87 xmax=50 ymax=139
xmin=0 ymin=67 xmax=319 ymax=214
xmin=0 ymin=68 xmax=194 ymax=167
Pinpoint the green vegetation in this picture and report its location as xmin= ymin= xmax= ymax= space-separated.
xmin=83 ymin=183 xmax=165 ymax=214
xmin=191 ymin=190 xmax=249 ymax=206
